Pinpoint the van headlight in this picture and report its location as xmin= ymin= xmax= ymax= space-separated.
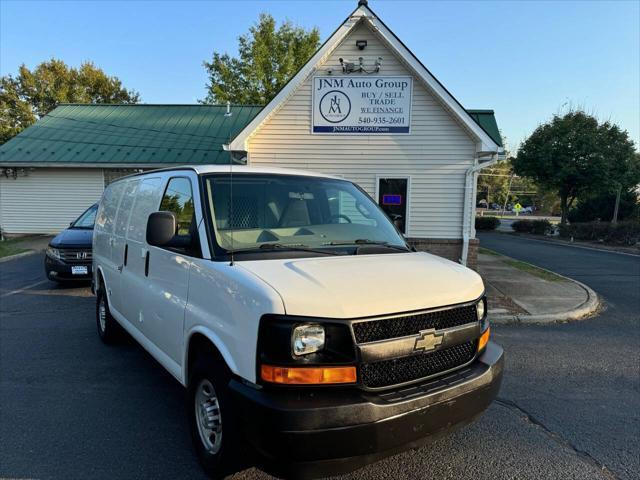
xmin=476 ymin=297 xmax=486 ymax=321
xmin=46 ymin=247 xmax=61 ymax=260
xmin=292 ymin=324 xmax=325 ymax=356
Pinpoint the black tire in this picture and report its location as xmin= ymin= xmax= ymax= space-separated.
xmin=96 ymin=286 xmax=119 ymax=344
xmin=188 ymin=357 xmax=241 ymax=479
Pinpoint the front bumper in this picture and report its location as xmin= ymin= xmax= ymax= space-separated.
xmin=44 ymin=255 xmax=92 ymax=281
xmin=231 ymin=341 xmax=504 ymax=479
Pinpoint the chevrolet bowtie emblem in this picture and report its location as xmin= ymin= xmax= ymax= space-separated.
xmin=414 ymin=329 xmax=443 ymax=352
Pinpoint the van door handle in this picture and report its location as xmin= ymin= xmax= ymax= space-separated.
xmin=144 ymin=251 xmax=150 ymax=277
xmin=116 ymin=265 xmax=123 ymax=273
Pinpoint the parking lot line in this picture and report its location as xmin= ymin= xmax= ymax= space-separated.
xmin=0 ymin=279 xmax=49 ymax=298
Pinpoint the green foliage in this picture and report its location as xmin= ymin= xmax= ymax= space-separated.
xmin=511 ymin=219 xmax=553 ymax=235
xmin=568 ymin=189 xmax=639 ymax=223
xmin=513 ymin=111 xmax=638 ymax=224
xmin=202 ymin=13 xmax=320 ymax=105
xmin=558 ymin=221 xmax=640 ymax=245
xmin=0 ymin=59 xmax=139 ymax=143
xmin=477 ymin=160 xmax=513 ymax=206
xmin=475 ymin=216 xmax=501 ymax=230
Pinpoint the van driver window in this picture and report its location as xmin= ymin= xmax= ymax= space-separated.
xmin=160 ymin=177 xmax=195 ymax=235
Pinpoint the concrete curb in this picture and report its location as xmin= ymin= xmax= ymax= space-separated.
xmin=0 ymin=249 xmax=38 ymax=263
xmin=488 ymin=261 xmax=602 ymax=326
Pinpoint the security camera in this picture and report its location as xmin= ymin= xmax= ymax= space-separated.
xmin=375 ymin=56 xmax=383 ymax=72
xmin=339 ymin=57 xmax=356 ymax=73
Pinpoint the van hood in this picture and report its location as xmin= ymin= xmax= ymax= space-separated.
xmin=238 ymin=252 xmax=484 ymax=318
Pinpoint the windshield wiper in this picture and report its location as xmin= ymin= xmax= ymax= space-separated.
xmin=326 ymin=239 xmax=409 ymax=252
xmin=229 ymin=243 xmax=344 ymax=256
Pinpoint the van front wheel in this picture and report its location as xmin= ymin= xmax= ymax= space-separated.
xmin=96 ymin=287 xmax=119 ymax=344
xmin=188 ymin=359 xmax=241 ymax=479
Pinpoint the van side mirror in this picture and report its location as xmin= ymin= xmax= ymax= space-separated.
xmin=146 ymin=211 xmax=177 ymax=247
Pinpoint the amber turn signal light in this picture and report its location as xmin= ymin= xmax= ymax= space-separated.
xmin=478 ymin=327 xmax=490 ymax=352
xmin=261 ymin=365 xmax=357 ymax=385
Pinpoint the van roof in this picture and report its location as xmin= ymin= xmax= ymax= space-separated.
xmin=122 ymin=165 xmax=342 ymax=180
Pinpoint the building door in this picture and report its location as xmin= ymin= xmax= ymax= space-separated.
xmin=377 ymin=177 xmax=409 ymax=234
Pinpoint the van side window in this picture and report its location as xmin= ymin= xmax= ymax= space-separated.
xmin=326 ymin=187 xmax=376 ymax=226
xmin=96 ymin=181 xmax=125 ymax=233
xmin=114 ymin=180 xmax=139 ymax=237
xmin=128 ymin=177 xmax=163 ymax=242
xmin=160 ymin=177 xmax=195 ymax=235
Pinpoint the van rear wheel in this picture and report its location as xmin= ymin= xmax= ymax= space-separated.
xmin=96 ymin=287 xmax=119 ymax=344
xmin=188 ymin=358 xmax=241 ymax=479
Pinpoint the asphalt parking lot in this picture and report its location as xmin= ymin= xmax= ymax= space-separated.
xmin=1 ymin=235 xmax=638 ymax=480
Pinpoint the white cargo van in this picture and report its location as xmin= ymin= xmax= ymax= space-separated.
xmin=93 ymin=165 xmax=503 ymax=479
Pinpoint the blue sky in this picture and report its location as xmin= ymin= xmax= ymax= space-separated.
xmin=1 ymin=0 xmax=638 ymax=150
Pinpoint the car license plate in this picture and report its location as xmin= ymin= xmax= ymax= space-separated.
xmin=72 ymin=266 xmax=88 ymax=275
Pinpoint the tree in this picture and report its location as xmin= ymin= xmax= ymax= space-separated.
xmin=477 ymin=159 xmax=513 ymax=207
xmin=202 ymin=13 xmax=320 ymax=105
xmin=0 ymin=59 xmax=140 ymax=144
xmin=568 ymin=188 xmax=639 ymax=223
xmin=477 ymin=133 xmax=513 ymax=207
xmin=513 ymin=111 xmax=638 ymax=224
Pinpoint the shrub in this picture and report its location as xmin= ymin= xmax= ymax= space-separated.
xmin=558 ymin=221 xmax=640 ymax=245
xmin=511 ymin=219 xmax=553 ymax=235
xmin=475 ymin=216 xmax=500 ymax=230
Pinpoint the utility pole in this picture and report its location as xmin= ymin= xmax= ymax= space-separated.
xmin=501 ymin=174 xmax=514 ymax=217
xmin=612 ymin=184 xmax=622 ymax=224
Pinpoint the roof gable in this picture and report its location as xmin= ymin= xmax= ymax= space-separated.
xmin=229 ymin=3 xmax=502 ymax=154
xmin=0 ymin=104 xmax=262 ymax=167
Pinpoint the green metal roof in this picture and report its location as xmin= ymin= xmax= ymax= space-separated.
xmin=0 ymin=103 xmax=502 ymax=166
xmin=466 ymin=110 xmax=503 ymax=147
xmin=0 ymin=104 xmax=263 ymax=166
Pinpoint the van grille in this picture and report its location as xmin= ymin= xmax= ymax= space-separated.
xmin=59 ymin=248 xmax=92 ymax=264
xmin=360 ymin=341 xmax=477 ymax=389
xmin=353 ymin=305 xmax=477 ymax=344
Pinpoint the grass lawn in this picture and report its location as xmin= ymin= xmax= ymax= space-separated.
xmin=479 ymin=247 xmax=564 ymax=282
xmin=0 ymin=239 xmax=29 ymax=259
xmin=501 ymin=258 xmax=565 ymax=282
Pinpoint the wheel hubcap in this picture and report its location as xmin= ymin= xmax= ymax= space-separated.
xmin=98 ymin=298 xmax=107 ymax=332
xmin=195 ymin=379 xmax=222 ymax=454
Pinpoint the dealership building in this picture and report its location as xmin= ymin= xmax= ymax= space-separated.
xmin=0 ymin=0 xmax=502 ymax=267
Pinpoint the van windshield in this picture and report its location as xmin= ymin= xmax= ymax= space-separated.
xmin=204 ymin=174 xmax=407 ymax=254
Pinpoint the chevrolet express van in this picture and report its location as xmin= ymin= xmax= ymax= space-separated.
xmin=93 ymin=166 xmax=503 ymax=479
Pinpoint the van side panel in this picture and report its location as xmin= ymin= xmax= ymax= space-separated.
xmin=119 ymin=176 xmax=164 ymax=330
xmin=94 ymin=181 xmax=126 ymax=300
xmin=110 ymin=179 xmax=139 ymax=313
xmin=184 ymin=259 xmax=286 ymax=384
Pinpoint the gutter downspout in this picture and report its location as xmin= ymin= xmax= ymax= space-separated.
xmin=461 ymin=151 xmax=500 ymax=266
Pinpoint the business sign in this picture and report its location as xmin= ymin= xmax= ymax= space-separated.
xmin=312 ymin=75 xmax=412 ymax=134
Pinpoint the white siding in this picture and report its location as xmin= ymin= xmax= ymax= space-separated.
xmin=247 ymin=22 xmax=476 ymax=239
xmin=0 ymin=168 xmax=104 ymax=234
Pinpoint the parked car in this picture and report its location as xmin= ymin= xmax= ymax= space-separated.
xmin=522 ymin=206 xmax=534 ymax=214
xmin=44 ymin=203 xmax=97 ymax=282
xmin=93 ymin=166 xmax=503 ymax=479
